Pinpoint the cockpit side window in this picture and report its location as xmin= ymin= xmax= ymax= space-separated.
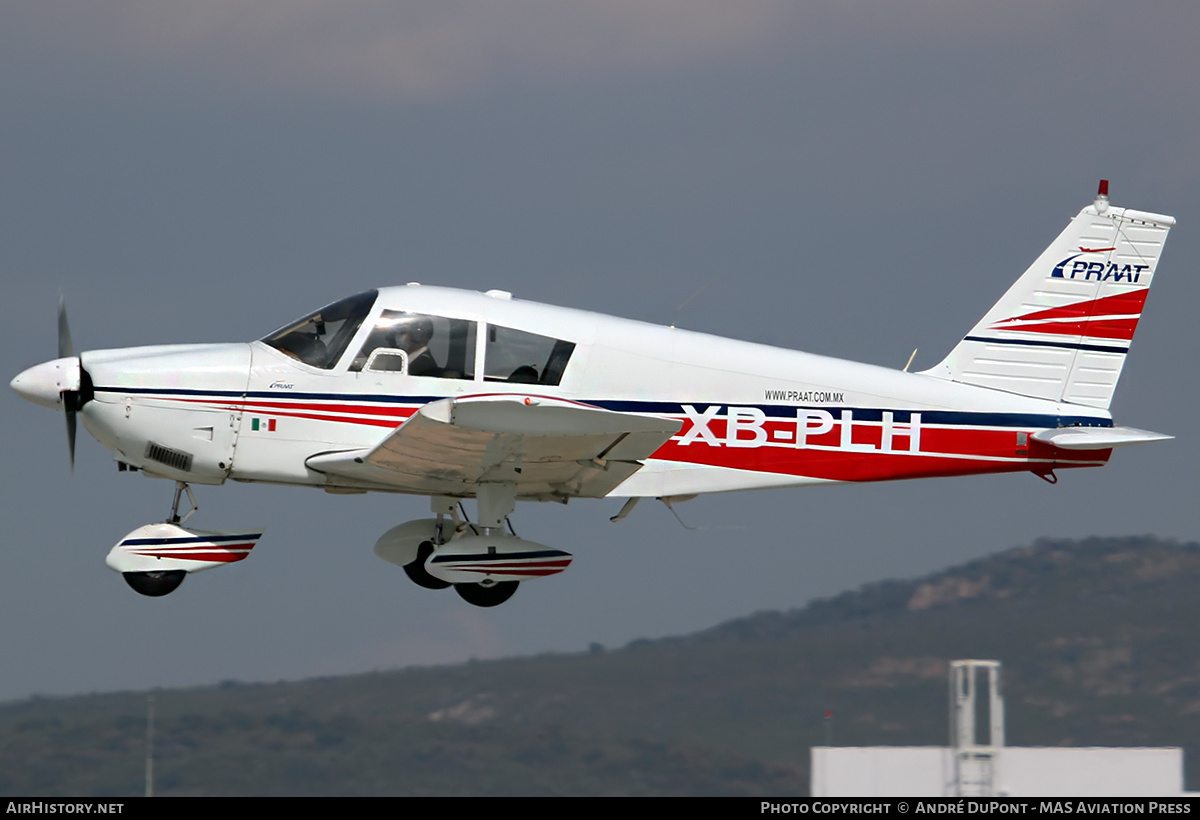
xmin=350 ymin=311 xmax=477 ymax=380
xmin=261 ymin=290 xmax=377 ymax=369
xmin=484 ymin=325 xmax=575 ymax=386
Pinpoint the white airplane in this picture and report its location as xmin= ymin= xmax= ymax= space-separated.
xmin=11 ymin=182 xmax=1176 ymax=606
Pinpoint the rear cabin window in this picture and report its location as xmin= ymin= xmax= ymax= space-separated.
xmin=349 ymin=311 xmax=477 ymax=380
xmin=261 ymin=290 xmax=377 ymax=370
xmin=484 ymin=325 xmax=574 ymax=386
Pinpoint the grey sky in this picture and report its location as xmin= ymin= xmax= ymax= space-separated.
xmin=3 ymin=1 xmax=1199 ymax=701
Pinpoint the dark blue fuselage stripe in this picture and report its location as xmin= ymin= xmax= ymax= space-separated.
xmin=588 ymin=401 xmax=1109 ymax=429
xmin=93 ymin=387 xmax=1111 ymax=430
xmin=122 ymin=533 xmax=263 ymax=546
xmin=963 ymin=335 xmax=1129 ymax=354
xmin=95 ymin=385 xmax=444 ymax=404
xmin=431 ymin=550 xmax=569 ymax=563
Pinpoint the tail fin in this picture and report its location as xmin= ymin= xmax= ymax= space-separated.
xmin=923 ymin=182 xmax=1175 ymax=409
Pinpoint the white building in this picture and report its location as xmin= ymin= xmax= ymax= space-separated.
xmin=810 ymin=661 xmax=1186 ymax=797
xmin=811 ymin=745 xmax=1184 ymax=797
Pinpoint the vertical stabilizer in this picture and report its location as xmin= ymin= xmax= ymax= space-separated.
xmin=923 ymin=183 xmax=1174 ymax=409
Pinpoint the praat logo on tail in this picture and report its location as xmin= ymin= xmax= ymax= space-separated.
xmin=10 ymin=181 xmax=1177 ymax=607
xmin=1051 ymin=253 xmax=1147 ymax=283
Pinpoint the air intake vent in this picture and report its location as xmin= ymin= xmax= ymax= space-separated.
xmin=145 ymin=442 xmax=193 ymax=473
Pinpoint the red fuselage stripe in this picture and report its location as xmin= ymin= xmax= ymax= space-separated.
xmin=144 ymin=396 xmax=1110 ymax=483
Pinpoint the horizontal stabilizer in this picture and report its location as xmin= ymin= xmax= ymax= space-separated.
xmin=1032 ymin=426 xmax=1172 ymax=450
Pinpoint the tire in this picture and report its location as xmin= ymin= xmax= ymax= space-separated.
xmin=455 ymin=581 xmax=518 ymax=608
xmin=403 ymin=541 xmax=451 ymax=590
xmin=122 ymin=570 xmax=186 ymax=597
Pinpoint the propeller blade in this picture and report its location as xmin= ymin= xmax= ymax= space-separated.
xmin=65 ymin=407 xmax=77 ymax=471
xmin=58 ymin=293 xmax=74 ymax=359
xmin=58 ymin=294 xmax=79 ymax=470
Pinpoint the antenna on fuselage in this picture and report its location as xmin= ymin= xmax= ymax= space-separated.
xmin=670 ymin=270 xmax=729 ymax=328
xmin=903 ymin=348 xmax=918 ymax=372
xmin=658 ymin=496 xmax=742 ymax=531
xmin=660 ymin=497 xmax=702 ymax=529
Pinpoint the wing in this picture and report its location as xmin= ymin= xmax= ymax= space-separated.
xmin=306 ymin=395 xmax=682 ymax=499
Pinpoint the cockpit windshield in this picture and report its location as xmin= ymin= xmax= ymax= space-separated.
xmin=261 ymin=290 xmax=377 ymax=369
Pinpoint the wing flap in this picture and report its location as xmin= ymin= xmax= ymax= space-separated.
xmin=306 ymin=395 xmax=680 ymax=498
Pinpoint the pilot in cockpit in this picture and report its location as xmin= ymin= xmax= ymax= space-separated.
xmin=387 ymin=315 xmax=439 ymax=377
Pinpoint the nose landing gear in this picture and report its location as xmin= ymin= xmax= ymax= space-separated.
xmin=108 ymin=481 xmax=265 ymax=598
xmin=167 ymin=480 xmax=198 ymax=525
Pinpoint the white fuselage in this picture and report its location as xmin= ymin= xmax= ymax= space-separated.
xmin=76 ymin=284 xmax=1112 ymax=500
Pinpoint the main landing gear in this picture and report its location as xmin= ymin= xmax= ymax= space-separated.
xmin=374 ymin=488 xmax=573 ymax=608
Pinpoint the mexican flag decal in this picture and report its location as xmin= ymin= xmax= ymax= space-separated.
xmin=250 ymin=417 xmax=277 ymax=432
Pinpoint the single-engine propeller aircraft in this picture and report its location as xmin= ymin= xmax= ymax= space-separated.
xmin=11 ymin=182 xmax=1176 ymax=606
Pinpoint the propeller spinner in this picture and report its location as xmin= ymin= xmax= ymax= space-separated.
xmin=10 ymin=296 xmax=93 ymax=468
